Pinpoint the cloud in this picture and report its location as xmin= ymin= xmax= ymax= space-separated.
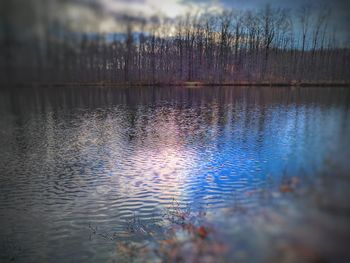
xmin=182 ymin=0 xmax=350 ymax=42
xmin=2 ymin=0 xmax=348 ymax=43
xmin=99 ymin=0 xmax=223 ymax=18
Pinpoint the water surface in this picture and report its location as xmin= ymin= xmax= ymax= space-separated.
xmin=0 ymin=86 xmax=350 ymax=262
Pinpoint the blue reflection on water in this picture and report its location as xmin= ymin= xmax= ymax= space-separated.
xmin=0 ymin=86 xmax=349 ymax=262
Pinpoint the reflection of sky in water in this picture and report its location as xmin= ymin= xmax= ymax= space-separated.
xmin=82 ymin=96 xmax=350 ymax=212
xmin=0 ymin=87 xmax=349 ymax=262
xmin=169 ymin=103 xmax=350 ymax=209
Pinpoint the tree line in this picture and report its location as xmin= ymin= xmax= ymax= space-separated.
xmin=1 ymin=3 xmax=349 ymax=84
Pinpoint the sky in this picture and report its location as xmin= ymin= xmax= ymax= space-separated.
xmin=1 ymin=0 xmax=349 ymax=44
xmin=98 ymin=0 xmax=349 ymax=21
xmin=82 ymin=0 xmax=349 ymax=42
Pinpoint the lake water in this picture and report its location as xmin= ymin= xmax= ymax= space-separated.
xmin=0 ymin=86 xmax=350 ymax=262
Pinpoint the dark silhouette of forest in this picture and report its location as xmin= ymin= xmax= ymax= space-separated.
xmin=1 ymin=1 xmax=349 ymax=85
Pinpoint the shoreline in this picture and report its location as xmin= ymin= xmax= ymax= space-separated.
xmin=5 ymin=81 xmax=350 ymax=88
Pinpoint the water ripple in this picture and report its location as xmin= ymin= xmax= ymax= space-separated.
xmin=0 ymin=86 xmax=350 ymax=262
